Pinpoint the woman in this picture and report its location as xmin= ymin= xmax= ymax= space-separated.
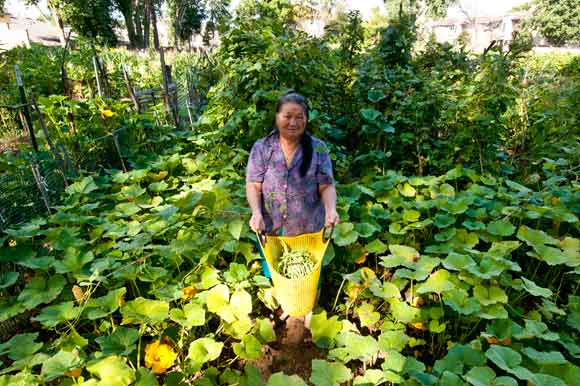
xmin=246 ymin=92 xmax=339 ymax=241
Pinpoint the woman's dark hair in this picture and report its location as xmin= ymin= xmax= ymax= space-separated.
xmin=276 ymin=92 xmax=312 ymax=177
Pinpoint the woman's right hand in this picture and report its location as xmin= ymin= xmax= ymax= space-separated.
xmin=249 ymin=212 xmax=265 ymax=233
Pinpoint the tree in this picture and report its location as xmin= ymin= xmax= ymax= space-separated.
xmin=525 ymin=0 xmax=580 ymax=46
xmin=383 ymin=0 xmax=459 ymax=20
xmin=168 ymin=0 xmax=205 ymax=47
xmin=203 ymin=0 xmax=231 ymax=45
xmin=61 ymin=0 xmax=117 ymax=45
xmin=26 ymin=0 xmax=117 ymax=45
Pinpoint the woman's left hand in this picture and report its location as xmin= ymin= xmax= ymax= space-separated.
xmin=325 ymin=208 xmax=340 ymax=228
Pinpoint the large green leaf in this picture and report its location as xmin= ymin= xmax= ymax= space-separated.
xmin=388 ymin=245 xmax=419 ymax=262
xmin=83 ymin=287 xmax=127 ymax=320
xmin=187 ymin=338 xmax=223 ymax=372
xmin=444 ymin=288 xmax=481 ymax=315
xmin=521 ymin=347 xmax=567 ymax=365
xmin=0 ymin=272 xmax=19 ymax=289
xmin=134 ymin=368 xmax=159 ymax=386
xmin=334 ymin=223 xmax=359 ymax=246
xmin=0 ymin=371 xmax=41 ymax=385
xmin=267 ymin=373 xmax=307 ymax=386
xmin=54 ymin=248 xmax=94 ymax=274
xmin=442 ymin=252 xmax=477 ymax=271
xmin=514 ymin=278 xmax=553 ymax=298
xmin=366 ymin=239 xmax=388 ymax=254
xmin=434 ymin=213 xmax=455 ymax=228
xmin=517 ymin=226 xmax=557 ymax=247
xmin=485 ymin=346 xmax=533 ymax=380
xmin=170 ymin=302 xmax=206 ymax=328
xmin=121 ymin=298 xmax=169 ymax=325
xmin=66 ymin=176 xmax=98 ymax=195
xmin=32 ymin=301 xmax=80 ymax=328
xmin=85 ymin=355 xmax=136 ymax=386
xmin=310 ymin=310 xmax=342 ymax=348
xmin=355 ymin=302 xmax=380 ymax=327
xmin=17 ymin=275 xmax=66 ymax=310
xmin=368 ymin=89 xmax=387 ymax=103
xmin=255 ymin=318 xmax=276 ymax=343
xmin=416 ymin=269 xmax=455 ymax=295
xmin=229 ymin=219 xmax=244 ymax=240
xmin=233 ymin=335 xmax=262 ymax=360
xmin=41 ymin=350 xmax=83 ymax=382
xmin=487 ymin=219 xmax=516 ymax=236
xmin=530 ymin=374 xmax=567 ymax=386
xmin=360 ymin=108 xmax=382 ymax=122
xmin=474 ymin=285 xmax=508 ymax=306
xmin=464 ymin=366 xmax=495 ymax=386
xmin=353 ymin=369 xmax=386 ymax=386
xmin=0 ymin=333 xmax=42 ymax=361
xmin=381 ymin=350 xmax=406 ymax=373
xmin=330 ymin=332 xmax=378 ymax=363
xmin=310 ymin=360 xmax=352 ymax=386
xmin=95 ymin=327 xmax=139 ymax=356
xmin=378 ymin=330 xmax=409 ymax=352
xmin=389 ymin=298 xmax=419 ymax=323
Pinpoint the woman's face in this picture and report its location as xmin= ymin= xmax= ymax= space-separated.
xmin=276 ymin=102 xmax=306 ymax=141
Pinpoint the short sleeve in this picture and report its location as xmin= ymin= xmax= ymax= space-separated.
xmin=246 ymin=141 xmax=267 ymax=183
xmin=315 ymin=141 xmax=334 ymax=185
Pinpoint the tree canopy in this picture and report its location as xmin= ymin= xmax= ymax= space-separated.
xmin=525 ymin=0 xmax=580 ymax=46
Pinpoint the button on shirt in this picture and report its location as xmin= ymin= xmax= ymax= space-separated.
xmin=246 ymin=131 xmax=334 ymax=236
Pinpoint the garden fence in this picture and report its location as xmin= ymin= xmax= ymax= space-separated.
xmin=0 ymin=50 xmax=201 ymax=232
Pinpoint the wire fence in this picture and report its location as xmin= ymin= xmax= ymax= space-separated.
xmin=0 ymin=155 xmax=65 ymax=230
xmin=0 ymin=50 xmax=210 ymax=232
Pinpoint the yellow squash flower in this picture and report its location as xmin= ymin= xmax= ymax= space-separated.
xmin=101 ymin=109 xmax=115 ymax=118
xmin=182 ymin=285 xmax=197 ymax=300
xmin=144 ymin=341 xmax=177 ymax=374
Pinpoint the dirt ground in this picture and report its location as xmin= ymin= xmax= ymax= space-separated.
xmin=250 ymin=314 xmax=324 ymax=382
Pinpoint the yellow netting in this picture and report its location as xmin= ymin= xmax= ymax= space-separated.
xmin=258 ymin=228 xmax=331 ymax=317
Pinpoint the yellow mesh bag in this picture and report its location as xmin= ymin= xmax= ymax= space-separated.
xmin=258 ymin=228 xmax=332 ymax=317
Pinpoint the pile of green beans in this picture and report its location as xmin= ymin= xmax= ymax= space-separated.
xmin=277 ymin=248 xmax=315 ymax=279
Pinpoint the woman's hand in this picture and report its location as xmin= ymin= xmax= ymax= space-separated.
xmin=249 ymin=212 xmax=265 ymax=233
xmin=325 ymin=208 xmax=340 ymax=228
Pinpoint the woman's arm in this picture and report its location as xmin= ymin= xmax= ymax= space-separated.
xmin=319 ymin=184 xmax=339 ymax=227
xmin=246 ymin=182 xmax=265 ymax=232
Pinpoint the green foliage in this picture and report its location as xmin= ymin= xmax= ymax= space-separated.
xmin=525 ymin=0 xmax=580 ymax=46
xmin=0 ymin=4 xmax=578 ymax=385
xmin=54 ymin=0 xmax=118 ymax=45
xmin=168 ymin=0 xmax=205 ymax=44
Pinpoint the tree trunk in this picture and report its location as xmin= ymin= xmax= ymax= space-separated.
xmin=143 ymin=0 xmax=151 ymax=49
xmin=133 ymin=0 xmax=143 ymax=49
xmin=53 ymin=9 xmax=67 ymax=47
xmin=119 ymin=3 xmax=138 ymax=48
xmin=151 ymin=4 xmax=160 ymax=50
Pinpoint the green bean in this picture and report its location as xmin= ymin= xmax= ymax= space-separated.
xmin=277 ymin=249 xmax=315 ymax=279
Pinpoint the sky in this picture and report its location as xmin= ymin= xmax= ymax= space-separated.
xmin=5 ymin=0 xmax=530 ymax=21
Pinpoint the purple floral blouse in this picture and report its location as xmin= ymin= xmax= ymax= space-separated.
xmin=246 ymin=131 xmax=334 ymax=236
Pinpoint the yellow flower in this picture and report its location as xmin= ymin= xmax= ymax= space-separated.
xmin=101 ymin=109 xmax=115 ymax=119
xmin=144 ymin=341 xmax=177 ymax=374
xmin=182 ymin=285 xmax=197 ymax=300
xmin=355 ymin=252 xmax=368 ymax=265
xmin=8 ymin=239 xmax=17 ymax=247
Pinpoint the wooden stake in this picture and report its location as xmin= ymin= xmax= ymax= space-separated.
xmin=30 ymin=161 xmax=52 ymax=215
xmin=159 ymin=47 xmax=179 ymax=127
xmin=14 ymin=65 xmax=38 ymax=152
xmin=112 ymin=131 xmax=127 ymax=173
xmin=122 ymin=65 xmax=140 ymax=112
xmin=93 ymin=56 xmax=103 ymax=98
